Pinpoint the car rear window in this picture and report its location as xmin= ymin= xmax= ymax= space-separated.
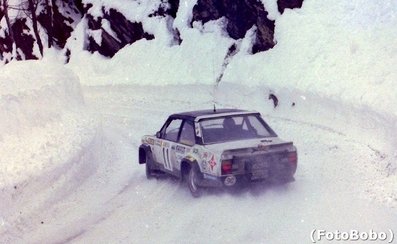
xmin=199 ymin=114 xmax=276 ymax=144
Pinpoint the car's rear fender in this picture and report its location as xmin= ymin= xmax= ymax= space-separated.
xmin=180 ymin=157 xmax=199 ymax=179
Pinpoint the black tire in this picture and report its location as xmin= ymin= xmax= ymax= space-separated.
xmin=145 ymin=153 xmax=154 ymax=179
xmin=188 ymin=164 xmax=202 ymax=198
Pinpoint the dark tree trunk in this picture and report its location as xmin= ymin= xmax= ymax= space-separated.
xmin=28 ymin=0 xmax=44 ymax=56
xmin=45 ymin=0 xmax=53 ymax=48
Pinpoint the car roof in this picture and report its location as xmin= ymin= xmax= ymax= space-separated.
xmin=169 ymin=109 xmax=258 ymax=121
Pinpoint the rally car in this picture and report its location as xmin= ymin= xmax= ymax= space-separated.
xmin=139 ymin=109 xmax=297 ymax=197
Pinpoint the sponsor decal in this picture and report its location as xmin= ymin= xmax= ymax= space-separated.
xmin=257 ymin=143 xmax=268 ymax=151
xmin=147 ymin=138 xmax=155 ymax=145
xmin=162 ymin=142 xmax=170 ymax=147
xmin=175 ymin=145 xmax=185 ymax=154
xmin=193 ymin=148 xmax=199 ymax=154
xmin=203 ymin=152 xmax=208 ymax=159
xmin=155 ymin=140 xmax=162 ymax=146
xmin=201 ymin=160 xmax=208 ymax=171
xmin=208 ymin=155 xmax=217 ymax=171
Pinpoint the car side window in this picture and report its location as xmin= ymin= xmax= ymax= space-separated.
xmin=248 ymin=116 xmax=272 ymax=137
xmin=163 ymin=119 xmax=183 ymax=142
xmin=179 ymin=121 xmax=195 ymax=146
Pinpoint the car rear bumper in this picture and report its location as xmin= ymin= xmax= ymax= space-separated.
xmin=199 ymin=169 xmax=296 ymax=188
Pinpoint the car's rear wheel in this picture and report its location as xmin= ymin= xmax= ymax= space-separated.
xmin=145 ymin=153 xmax=154 ymax=179
xmin=188 ymin=164 xmax=202 ymax=198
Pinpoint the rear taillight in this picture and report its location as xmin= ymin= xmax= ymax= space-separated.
xmin=221 ymin=160 xmax=233 ymax=175
xmin=288 ymin=151 xmax=297 ymax=163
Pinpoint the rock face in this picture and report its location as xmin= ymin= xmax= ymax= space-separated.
xmin=191 ymin=0 xmax=275 ymax=53
xmin=277 ymin=0 xmax=304 ymax=14
xmin=86 ymin=8 xmax=154 ymax=58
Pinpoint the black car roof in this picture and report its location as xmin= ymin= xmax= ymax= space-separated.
xmin=169 ymin=108 xmax=249 ymax=120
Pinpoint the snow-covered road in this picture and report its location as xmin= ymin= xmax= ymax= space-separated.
xmin=2 ymin=84 xmax=396 ymax=243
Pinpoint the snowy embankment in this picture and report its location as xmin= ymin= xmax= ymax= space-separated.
xmin=0 ymin=61 xmax=99 ymax=230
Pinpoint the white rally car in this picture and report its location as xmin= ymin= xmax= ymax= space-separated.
xmin=139 ymin=109 xmax=297 ymax=197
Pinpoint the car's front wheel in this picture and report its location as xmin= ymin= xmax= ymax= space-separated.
xmin=145 ymin=153 xmax=154 ymax=179
xmin=188 ymin=164 xmax=202 ymax=198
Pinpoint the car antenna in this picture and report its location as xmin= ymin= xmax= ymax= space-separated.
xmin=213 ymin=104 xmax=216 ymax=113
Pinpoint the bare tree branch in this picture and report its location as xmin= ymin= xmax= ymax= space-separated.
xmin=28 ymin=0 xmax=43 ymax=56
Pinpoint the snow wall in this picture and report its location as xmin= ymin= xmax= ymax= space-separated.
xmin=0 ymin=61 xmax=99 ymax=228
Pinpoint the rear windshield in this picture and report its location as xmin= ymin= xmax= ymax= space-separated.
xmin=199 ymin=114 xmax=277 ymax=144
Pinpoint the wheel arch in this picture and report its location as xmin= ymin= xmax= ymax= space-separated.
xmin=139 ymin=144 xmax=151 ymax=164
xmin=180 ymin=157 xmax=198 ymax=180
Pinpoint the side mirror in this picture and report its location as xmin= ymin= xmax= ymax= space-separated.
xmin=156 ymin=131 xmax=161 ymax=138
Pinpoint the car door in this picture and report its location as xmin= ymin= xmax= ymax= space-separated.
xmin=154 ymin=118 xmax=183 ymax=172
xmin=172 ymin=120 xmax=196 ymax=170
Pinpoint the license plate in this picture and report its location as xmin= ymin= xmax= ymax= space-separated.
xmin=251 ymin=161 xmax=268 ymax=170
xmin=251 ymin=169 xmax=269 ymax=180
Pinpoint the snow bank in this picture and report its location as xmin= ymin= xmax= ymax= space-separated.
xmin=65 ymin=0 xmax=233 ymax=86
xmin=223 ymin=0 xmax=397 ymax=116
xmin=67 ymin=20 xmax=234 ymax=86
xmin=0 ymin=60 xmax=83 ymax=137
xmin=0 ymin=60 xmax=97 ymax=218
